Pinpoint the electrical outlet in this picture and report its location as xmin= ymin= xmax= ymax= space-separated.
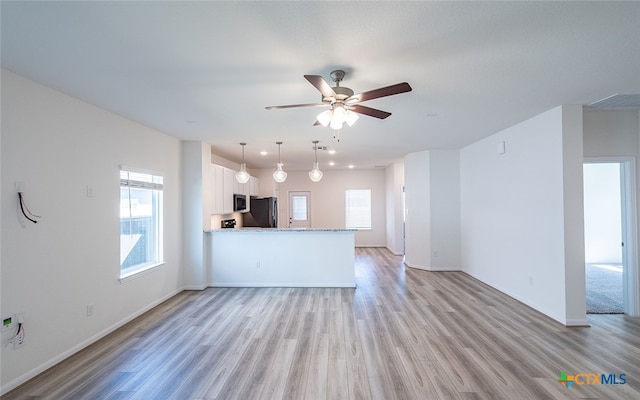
xmin=15 ymin=181 xmax=24 ymax=193
xmin=87 ymin=304 xmax=94 ymax=317
xmin=86 ymin=185 xmax=95 ymax=197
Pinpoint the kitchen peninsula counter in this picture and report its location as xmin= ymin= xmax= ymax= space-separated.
xmin=205 ymin=228 xmax=354 ymax=232
xmin=204 ymin=228 xmax=356 ymax=287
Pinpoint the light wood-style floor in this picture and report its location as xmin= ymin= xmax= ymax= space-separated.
xmin=4 ymin=248 xmax=640 ymax=399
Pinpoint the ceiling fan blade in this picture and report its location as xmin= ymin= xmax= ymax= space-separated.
xmin=347 ymin=82 xmax=412 ymax=103
xmin=349 ymin=104 xmax=392 ymax=119
xmin=304 ymin=75 xmax=337 ymax=99
xmin=265 ymin=103 xmax=326 ymax=110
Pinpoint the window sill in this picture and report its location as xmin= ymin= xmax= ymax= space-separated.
xmin=119 ymin=262 xmax=165 ymax=283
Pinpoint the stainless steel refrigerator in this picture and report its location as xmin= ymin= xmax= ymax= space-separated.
xmin=242 ymin=197 xmax=278 ymax=228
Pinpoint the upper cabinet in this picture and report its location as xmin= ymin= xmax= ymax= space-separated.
xmin=222 ymin=168 xmax=234 ymax=214
xmin=211 ymin=164 xmax=224 ymax=215
xmin=211 ymin=164 xmax=259 ymax=215
xmin=249 ymin=176 xmax=259 ymax=197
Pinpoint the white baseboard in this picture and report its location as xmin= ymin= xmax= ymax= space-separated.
xmin=565 ymin=318 xmax=590 ymax=327
xmin=181 ymin=285 xmax=207 ymax=291
xmin=460 ymin=271 xmax=589 ymax=328
xmin=0 ymin=288 xmax=182 ymax=396
xmin=207 ymin=282 xmax=356 ymax=288
xmin=405 ymin=261 xmax=461 ymax=271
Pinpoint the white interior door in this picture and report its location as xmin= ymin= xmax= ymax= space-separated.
xmin=289 ymin=191 xmax=310 ymax=228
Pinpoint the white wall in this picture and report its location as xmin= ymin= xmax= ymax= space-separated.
xmin=561 ymin=106 xmax=587 ymax=325
xmin=257 ymin=168 xmax=387 ymax=247
xmin=404 ymin=151 xmax=431 ymax=269
xmin=181 ymin=141 xmax=210 ymax=290
xmin=385 ymin=162 xmax=405 ymax=255
xmin=583 ymin=110 xmax=639 ymax=157
xmin=0 ymin=70 xmax=183 ymax=393
xmin=460 ymin=105 xmax=586 ymax=326
xmin=404 ymin=150 xmax=461 ymax=271
xmin=249 ymin=168 xmax=277 ymax=198
xmin=429 ymin=150 xmax=461 ymax=269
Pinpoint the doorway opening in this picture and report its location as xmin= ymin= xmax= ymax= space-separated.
xmin=402 ymin=184 xmax=406 ymax=256
xmin=583 ymin=158 xmax=639 ymax=316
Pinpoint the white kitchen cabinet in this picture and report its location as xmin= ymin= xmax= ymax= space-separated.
xmin=232 ymin=172 xmax=255 ymax=197
xmin=234 ymin=179 xmax=250 ymax=197
xmin=211 ymin=164 xmax=257 ymax=215
xmin=211 ymin=164 xmax=224 ymax=215
xmin=211 ymin=164 xmax=236 ymax=215
xmin=249 ymin=176 xmax=259 ymax=197
xmin=223 ymin=168 xmax=234 ymax=214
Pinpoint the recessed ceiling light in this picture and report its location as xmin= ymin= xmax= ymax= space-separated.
xmin=260 ymin=151 xmax=268 ymax=156
xmin=328 ymin=149 xmax=336 ymax=155
xmin=348 ymin=164 xmax=354 ymax=169
xmin=329 ymin=161 xmax=335 ymax=166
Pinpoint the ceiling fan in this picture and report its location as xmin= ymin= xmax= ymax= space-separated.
xmin=265 ymin=70 xmax=412 ymax=130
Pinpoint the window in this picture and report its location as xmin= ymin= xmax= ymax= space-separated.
xmin=345 ymin=189 xmax=372 ymax=230
xmin=291 ymin=195 xmax=308 ymax=221
xmin=120 ymin=168 xmax=163 ymax=278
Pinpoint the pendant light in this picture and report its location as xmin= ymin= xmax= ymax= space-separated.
xmin=273 ymin=141 xmax=287 ymax=183
xmin=235 ymin=142 xmax=250 ymax=183
xmin=308 ymin=140 xmax=323 ymax=182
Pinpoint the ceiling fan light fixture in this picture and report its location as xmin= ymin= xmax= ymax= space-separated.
xmin=332 ymin=105 xmax=347 ymax=126
xmin=272 ymin=141 xmax=287 ymax=183
xmin=345 ymin=110 xmax=359 ymax=126
xmin=266 ymin=71 xmax=412 ymax=129
xmin=316 ymin=109 xmax=332 ymax=127
xmin=235 ymin=143 xmax=251 ymax=184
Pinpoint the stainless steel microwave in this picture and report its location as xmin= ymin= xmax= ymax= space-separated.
xmin=233 ymin=194 xmax=247 ymax=211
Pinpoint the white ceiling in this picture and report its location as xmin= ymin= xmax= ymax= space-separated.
xmin=2 ymin=1 xmax=639 ymax=170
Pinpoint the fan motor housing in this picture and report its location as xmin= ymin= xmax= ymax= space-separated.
xmin=323 ymin=86 xmax=354 ymax=103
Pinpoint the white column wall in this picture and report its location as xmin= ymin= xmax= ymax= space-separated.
xmin=561 ymin=105 xmax=587 ymax=325
xmin=460 ymin=105 xmax=586 ymax=326
xmin=180 ymin=141 xmax=210 ymax=290
xmin=429 ymin=150 xmax=461 ymax=270
xmin=404 ymin=151 xmax=431 ymax=269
